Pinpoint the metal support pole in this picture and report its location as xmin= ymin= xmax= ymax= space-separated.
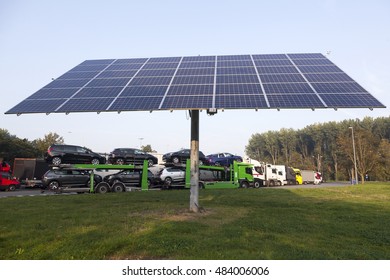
xmin=349 ymin=126 xmax=358 ymax=184
xmin=190 ymin=110 xmax=200 ymax=212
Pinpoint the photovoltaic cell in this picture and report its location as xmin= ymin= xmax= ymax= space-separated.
xmin=74 ymin=87 xmax=123 ymax=98
xmin=267 ymin=94 xmax=325 ymax=108
xmin=216 ymin=75 xmax=259 ymax=84
xmin=263 ymin=83 xmax=314 ymax=94
xmin=57 ymin=98 xmax=114 ymax=112
xmin=216 ymin=84 xmax=263 ymax=95
xmin=168 ymin=85 xmax=214 ymax=95
xmin=253 ymin=60 xmax=293 ymax=67
xmin=5 ymin=53 xmax=385 ymax=115
xmin=320 ymin=93 xmax=384 ymax=107
xmin=120 ymin=86 xmax=168 ymax=97
xmin=161 ymin=95 xmax=213 ymax=109
xmin=87 ymin=78 xmax=130 ymax=87
xmin=215 ymin=94 xmax=268 ymax=108
xmin=109 ymin=96 xmax=163 ymax=111
xmin=28 ymin=88 xmax=78 ymax=99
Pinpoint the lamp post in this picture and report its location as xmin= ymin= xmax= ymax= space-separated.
xmin=349 ymin=127 xmax=358 ymax=184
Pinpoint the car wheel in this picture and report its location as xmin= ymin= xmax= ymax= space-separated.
xmin=52 ymin=157 xmax=62 ymax=166
xmin=8 ymin=185 xmax=16 ymax=191
xmin=91 ymin=158 xmax=100 ymax=165
xmin=172 ymin=157 xmax=180 ymax=164
xmin=95 ymin=182 xmax=109 ymax=194
xmin=199 ymin=182 xmax=205 ymax=189
xmin=115 ymin=158 xmax=124 ymax=165
xmin=199 ymin=160 xmax=204 ymax=166
xmin=112 ymin=182 xmax=125 ymax=192
xmin=214 ymin=162 xmax=221 ymax=166
xmin=164 ymin=177 xmax=173 ymax=186
xmin=49 ymin=181 xmax=60 ymax=192
xmin=147 ymin=159 xmax=154 ymax=167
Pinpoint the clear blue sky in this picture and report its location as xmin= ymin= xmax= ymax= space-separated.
xmin=1 ymin=0 xmax=389 ymax=156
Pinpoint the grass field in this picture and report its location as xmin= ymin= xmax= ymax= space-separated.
xmin=0 ymin=182 xmax=389 ymax=260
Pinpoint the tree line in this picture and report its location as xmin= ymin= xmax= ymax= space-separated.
xmin=245 ymin=116 xmax=390 ymax=183
xmin=0 ymin=129 xmax=156 ymax=165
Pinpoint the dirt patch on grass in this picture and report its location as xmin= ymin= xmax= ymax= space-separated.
xmin=126 ymin=207 xmax=215 ymax=222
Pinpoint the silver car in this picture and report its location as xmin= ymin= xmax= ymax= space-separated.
xmin=159 ymin=167 xmax=186 ymax=186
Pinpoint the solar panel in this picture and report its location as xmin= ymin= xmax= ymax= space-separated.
xmin=5 ymin=53 xmax=385 ymax=115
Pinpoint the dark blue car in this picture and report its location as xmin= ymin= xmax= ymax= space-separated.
xmin=206 ymin=153 xmax=243 ymax=166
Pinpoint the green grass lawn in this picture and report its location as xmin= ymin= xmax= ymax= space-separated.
xmin=1 ymin=182 xmax=389 ymax=260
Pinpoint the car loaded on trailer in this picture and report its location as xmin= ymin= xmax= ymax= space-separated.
xmin=45 ymin=144 xmax=106 ymax=166
xmin=108 ymin=148 xmax=157 ymax=166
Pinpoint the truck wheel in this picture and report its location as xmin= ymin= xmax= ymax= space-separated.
xmin=8 ymin=185 xmax=16 ymax=191
xmin=172 ymin=157 xmax=180 ymax=164
xmin=95 ymin=182 xmax=109 ymax=194
xmin=240 ymin=181 xmax=249 ymax=188
xmin=269 ymin=180 xmax=275 ymax=187
xmin=254 ymin=180 xmax=261 ymax=188
xmin=112 ymin=182 xmax=125 ymax=192
xmin=52 ymin=157 xmax=62 ymax=166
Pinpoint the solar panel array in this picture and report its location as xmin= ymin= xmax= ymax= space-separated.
xmin=5 ymin=53 xmax=385 ymax=114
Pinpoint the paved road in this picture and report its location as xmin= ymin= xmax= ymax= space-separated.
xmin=0 ymin=182 xmax=353 ymax=198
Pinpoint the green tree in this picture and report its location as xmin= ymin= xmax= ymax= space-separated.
xmin=141 ymin=144 xmax=156 ymax=153
xmin=32 ymin=132 xmax=64 ymax=157
xmin=0 ymin=129 xmax=39 ymax=163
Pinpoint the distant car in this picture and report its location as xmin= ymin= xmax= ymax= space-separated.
xmin=108 ymin=148 xmax=157 ymax=167
xmin=45 ymin=144 xmax=106 ymax=166
xmin=163 ymin=149 xmax=208 ymax=165
xmin=42 ymin=169 xmax=102 ymax=191
xmin=159 ymin=167 xmax=186 ymax=186
xmin=103 ymin=169 xmax=160 ymax=188
xmin=206 ymin=153 xmax=243 ymax=166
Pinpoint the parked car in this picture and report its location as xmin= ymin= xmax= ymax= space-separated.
xmin=0 ymin=172 xmax=20 ymax=191
xmin=159 ymin=167 xmax=186 ymax=186
xmin=45 ymin=144 xmax=106 ymax=166
xmin=162 ymin=149 xmax=208 ymax=165
xmin=108 ymin=148 xmax=157 ymax=166
xmin=42 ymin=169 xmax=102 ymax=191
xmin=206 ymin=152 xmax=243 ymax=166
xmin=103 ymin=169 xmax=160 ymax=188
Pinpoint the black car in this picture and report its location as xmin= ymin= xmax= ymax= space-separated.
xmin=108 ymin=148 xmax=157 ymax=167
xmin=163 ymin=149 xmax=208 ymax=165
xmin=104 ymin=169 xmax=160 ymax=188
xmin=42 ymin=169 xmax=102 ymax=191
xmin=45 ymin=144 xmax=106 ymax=166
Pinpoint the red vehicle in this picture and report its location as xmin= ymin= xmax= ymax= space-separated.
xmin=0 ymin=161 xmax=20 ymax=191
xmin=0 ymin=173 xmax=20 ymax=191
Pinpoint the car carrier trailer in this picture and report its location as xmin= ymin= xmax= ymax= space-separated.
xmin=50 ymin=160 xmax=150 ymax=193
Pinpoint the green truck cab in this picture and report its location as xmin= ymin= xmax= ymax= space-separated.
xmin=185 ymin=160 xmax=255 ymax=189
